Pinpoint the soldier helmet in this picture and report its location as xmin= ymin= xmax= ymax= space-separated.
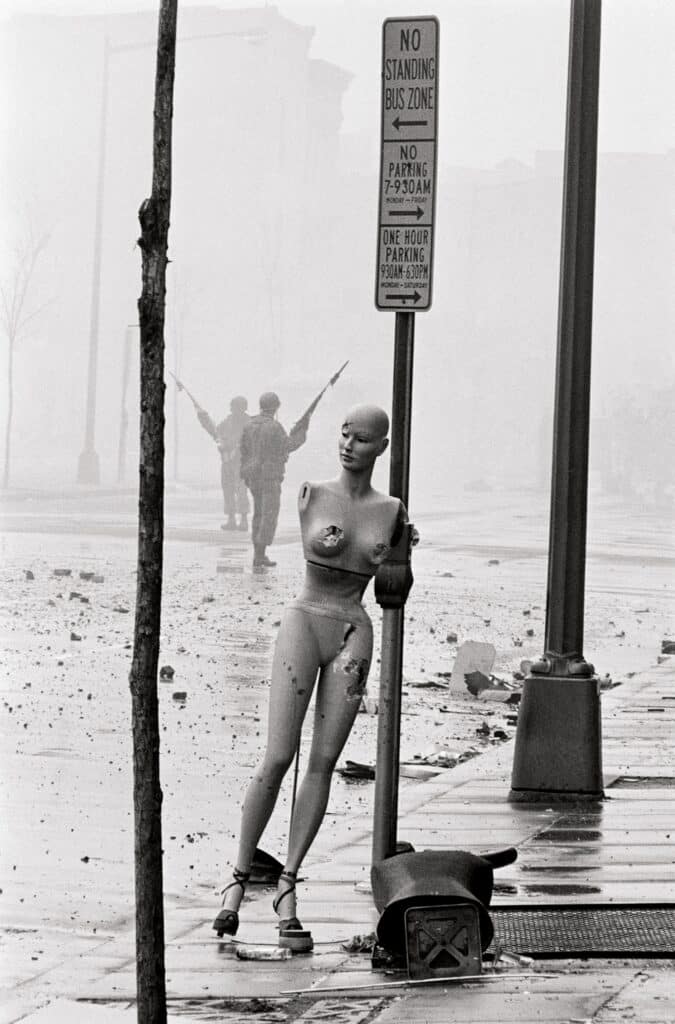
xmin=230 ymin=395 xmax=248 ymax=412
xmin=259 ymin=391 xmax=281 ymax=412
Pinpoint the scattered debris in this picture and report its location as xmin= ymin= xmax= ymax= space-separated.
xmin=172 ymin=691 xmax=187 ymax=702
xmin=236 ymin=945 xmax=292 ymax=960
xmin=159 ymin=665 xmax=175 ymax=680
xmin=24 ymin=570 xmax=35 ymax=581
xmin=337 ymin=760 xmax=375 ymax=781
xmin=490 ymin=947 xmax=534 ymax=969
xmin=113 ymin=606 xmax=129 ymax=614
xmin=70 ymin=632 xmax=82 ymax=642
xmin=53 ymin=569 xmax=72 ymax=577
xmin=440 ymin=571 xmax=454 ymax=578
xmin=488 ymin=559 xmax=500 ymax=566
xmin=79 ymin=571 xmax=95 ymax=581
xmin=661 ymin=640 xmax=675 ymax=655
xmin=465 ymin=670 xmax=493 ymax=696
xmin=526 ymin=628 xmax=535 ymax=637
xmin=91 ymin=575 xmax=105 ymax=584
xmin=449 ymin=641 xmax=496 ymax=697
xmin=399 ymin=764 xmax=440 ymax=780
xmin=409 ymin=747 xmax=458 ymax=768
xmin=68 ymin=592 xmax=81 ymax=601
xmin=446 ymin=631 xmax=458 ymax=643
xmin=342 ymin=932 xmax=377 ymax=953
xmin=359 ymin=695 xmax=378 ymax=715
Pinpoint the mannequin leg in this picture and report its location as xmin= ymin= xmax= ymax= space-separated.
xmin=274 ymin=618 xmax=373 ymax=920
xmin=221 ymin=609 xmax=319 ymax=912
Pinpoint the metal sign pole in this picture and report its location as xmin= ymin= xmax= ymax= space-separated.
xmin=372 ymin=311 xmax=415 ymax=863
xmin=372 ymin=15 xmax=438 ymax=866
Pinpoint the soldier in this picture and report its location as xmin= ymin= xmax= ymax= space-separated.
xmin=240 ymin=391 xmax=308 ymax=568
xmin=197 ymin=396 xmax=250 ymax=531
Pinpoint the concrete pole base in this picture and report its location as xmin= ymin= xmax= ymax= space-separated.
xmin=77 ymin=448 xmax=100 ymax=486
xmin=509 ymin=674 xmax=603 ymax=802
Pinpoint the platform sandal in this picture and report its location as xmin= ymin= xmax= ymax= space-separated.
xmin=212 ymin=867 xmax=250 ymax=937
xmin=273 ymin=870 xmax=313 ymax=953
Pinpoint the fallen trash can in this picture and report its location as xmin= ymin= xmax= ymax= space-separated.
xmin=371 ymin=847 xmax=517 ymax=978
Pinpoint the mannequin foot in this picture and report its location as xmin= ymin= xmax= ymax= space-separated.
xmin=212 ymin=867 xmax=249 ymax=937
xmin=238 ymin=515 xmax=248 ymax=532
xmin=273 ymin=871 xmax=313 ymax=953
xmin=221 ymin=516 xmax=237 ymax=531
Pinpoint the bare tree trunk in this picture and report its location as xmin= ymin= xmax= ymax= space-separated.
xmin=2 ymin=336 xmax=13 ymax=488
xmin=129 ymin=2 xmax=177 ymax=1022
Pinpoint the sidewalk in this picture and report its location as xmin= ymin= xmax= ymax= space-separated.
xmin=8 ymin=659 xmax=674 ymax=1023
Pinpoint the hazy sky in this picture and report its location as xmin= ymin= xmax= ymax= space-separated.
xmin=3 ymin=0 xmax=673 ymax=168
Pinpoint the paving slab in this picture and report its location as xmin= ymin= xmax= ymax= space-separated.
xmin=369 ymin=969 xmax=629 ymax=1023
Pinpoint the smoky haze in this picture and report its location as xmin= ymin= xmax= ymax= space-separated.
xmin=0 ymin=0 xmax=673 ymax=510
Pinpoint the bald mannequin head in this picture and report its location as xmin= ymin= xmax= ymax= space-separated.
xmin=339 ymin=404 xmax=390 ymax=474
xmin=342 ymin=404 xmax=390 ymax=441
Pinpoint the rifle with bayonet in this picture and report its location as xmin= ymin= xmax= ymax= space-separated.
xmin=291 ymin=360 xmax=350 ymax=435
xmin=169 ymin=370 xmax=204 ymax=413
xmin=170 ymin=370 xmax=226 ymax=450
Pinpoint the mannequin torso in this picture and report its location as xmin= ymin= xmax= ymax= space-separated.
xmin=299 ymin=480 xmax=403 ymax=579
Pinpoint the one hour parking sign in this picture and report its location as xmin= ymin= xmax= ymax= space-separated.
xmin=376 ymin=17 xmax=439 ymax=311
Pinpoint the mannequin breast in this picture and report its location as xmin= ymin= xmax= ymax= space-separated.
xmin=298 ymin=481 xmax=401 ymax=578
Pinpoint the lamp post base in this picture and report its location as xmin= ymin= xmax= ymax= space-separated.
xmin=509 ymin=674 xmax=603 ymax=802
xmin=77 ymin=448 xmax=100 ymax=485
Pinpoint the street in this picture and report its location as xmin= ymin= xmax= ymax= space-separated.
xmin=1 ymin=486 xmax=672 ymax=1020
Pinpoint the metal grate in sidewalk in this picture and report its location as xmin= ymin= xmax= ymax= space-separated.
xmin=491 ymin=904 xmax=675 ymax=958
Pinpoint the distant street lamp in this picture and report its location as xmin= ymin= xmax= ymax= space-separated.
xmin=116 ymin=323 xmax=137 ymax=484
xmin=77 ymin=34 xmax=110 ymax=485
xmin=76 ymin=23 xmax=268 ymax=485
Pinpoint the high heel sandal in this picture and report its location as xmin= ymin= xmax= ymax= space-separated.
xmin=273 ymin=870 xmax=313 ymax=953
xmin=212 ymin=867 xmax=250 ymax=937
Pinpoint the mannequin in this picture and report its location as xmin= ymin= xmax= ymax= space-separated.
xmin=213 ymin=404 xmax=407 ymax=951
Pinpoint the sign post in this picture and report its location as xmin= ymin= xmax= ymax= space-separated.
xmin=372 ymin=16 xmax=438 ymax=866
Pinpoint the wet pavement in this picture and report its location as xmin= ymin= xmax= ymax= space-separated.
xmin=4 ymin=665 xmax=674 ymax=1022
xmin=1 ymin=488 xmax=674 ymax=1022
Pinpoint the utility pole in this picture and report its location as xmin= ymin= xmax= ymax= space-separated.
xmin=510 ymin=0 xmax=603 ymax=801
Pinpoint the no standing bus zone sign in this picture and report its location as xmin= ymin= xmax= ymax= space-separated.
xmin=376 ymin=17 xmax=439 ymax=311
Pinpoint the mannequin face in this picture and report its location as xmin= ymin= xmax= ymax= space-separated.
xmin=339 ymin=405 xmax=389 ymax=473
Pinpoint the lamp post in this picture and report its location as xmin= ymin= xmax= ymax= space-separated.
xmin=510 ymin=0 xmax=603 ymax=801
xmin=77 ymin=34 xmax=109 ymax=485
